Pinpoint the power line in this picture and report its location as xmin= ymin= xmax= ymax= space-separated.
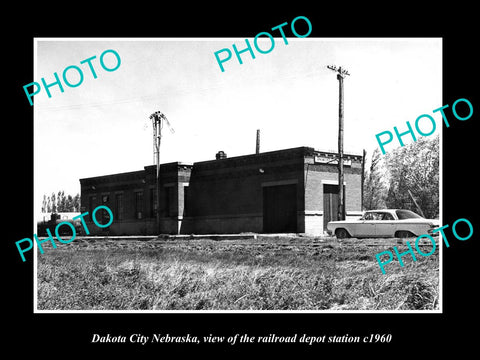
xmin=34 ymin=68 xmax=327 ymax=113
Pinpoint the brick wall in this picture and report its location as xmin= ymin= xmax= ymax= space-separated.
xmin=303 ymin=155 xmax=363 ymax=234
xmin=79 ymin=147 xmax=363 ymax=236
xmin=185 ymin=149 xmax=307 ymax=234
xmin=79 ymin=163 xmax=191 ymax=235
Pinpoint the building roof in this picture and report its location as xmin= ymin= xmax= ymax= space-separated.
xmin=79 ymin=146 xmax=363 ymax=184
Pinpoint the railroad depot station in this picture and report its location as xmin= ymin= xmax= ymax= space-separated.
xmin=79 ymin=147 xmax=363 ymax=236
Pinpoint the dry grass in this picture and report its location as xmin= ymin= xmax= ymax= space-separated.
xmin=37 ymin=237 xmax=440 ymax=311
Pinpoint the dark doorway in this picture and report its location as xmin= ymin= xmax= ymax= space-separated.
xmin=263 ymin=184 xmax=297 ymax=233
xmin=323 ymin=183 xmax=345 ymax=231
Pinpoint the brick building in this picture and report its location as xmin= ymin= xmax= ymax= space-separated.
xmin=79 ymin=146 xmax=363 ymax=235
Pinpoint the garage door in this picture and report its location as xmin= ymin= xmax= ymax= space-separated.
xmin=263 ymin=184 xmax=297 ymax=233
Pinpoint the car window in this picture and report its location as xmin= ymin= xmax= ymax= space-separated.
xmin=362 ymin=212 xmax=394 ymax=220
xmin=362 ymin=213 xmax=372 ymax=220
xmin=373 ymin=213 xmax=383 ymax=220
xmin=382 ymin=213 xmax=394 ymax=220
xmin=395 ymin=209 xmax=423 ymax=219
xmin=363 ymin=212 xmax=382 ymax=220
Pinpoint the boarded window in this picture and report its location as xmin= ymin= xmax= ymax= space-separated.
xmin=115 ymin=193 xmax=124 ymax=220
xmin=164 ymin=186 xmax=176 ymax=217
xmin=100 ymin=194 xmax=110 ymax=224
xmin=89 ymin=196 xmax=97 ymax=218
xmin=149 ymin=188 xmax=157 ymax=218
xmin=135 ymin=191 xmax=143 ymax=219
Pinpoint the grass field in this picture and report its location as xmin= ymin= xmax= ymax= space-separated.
xmin=36 ymin=236 xmax=440 ymax=311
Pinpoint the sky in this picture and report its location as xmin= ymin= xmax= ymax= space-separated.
xmin=34 ymin=38 xmax=442 ymax=214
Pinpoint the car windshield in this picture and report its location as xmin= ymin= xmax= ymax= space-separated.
xmin=395 ymin=209 xmax=423 ymax=219
xmin=361 ymin=212 xmax=394 ymax=220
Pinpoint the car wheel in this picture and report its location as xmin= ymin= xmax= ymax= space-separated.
xmin=335 ymin=228 xmax=349 ymax=239
xmin=396 ymin=230 xmax=415 ymax=239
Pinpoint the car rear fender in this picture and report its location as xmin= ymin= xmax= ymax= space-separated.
xmin=395 ymin=223 xmax=430 ymax=237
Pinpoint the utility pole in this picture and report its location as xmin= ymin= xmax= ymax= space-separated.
xmin=327 ymin=65 xmax=350 ymax=221
xmin=361 ymin=149 xmax=366 ymax=211
xmin=149 ymin=111 xmax=174 ymax=234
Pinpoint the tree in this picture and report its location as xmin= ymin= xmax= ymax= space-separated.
xmin=384 ymin=135 xmax=439 ymax=218
xmin=65 ymin=195 xmax=73 ymax=212
xmin=73 ymin=193 xmax=81 ymax=212
xmin=41 ymin=194 xmax=47 ymax=213
xmin=403 ymin=136 xmax=439 ymax=218
xmin=46 ymin=196 xmax=52 ymax=212
xmin=41 ymin=191 xmax=81 ymax=213
xmin=363 ymin=148 xmax=387 ymax=210
xmin=51 ymin=192 xmax=57 ymax=213
xmin=58 ymin=190 xmax=67 ymax=212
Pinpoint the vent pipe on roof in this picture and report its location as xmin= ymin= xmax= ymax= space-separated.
xmin=256 ymin=129 xmax=260 ymax=154
xmin=216 ymin=151 xmax=227 ymax=160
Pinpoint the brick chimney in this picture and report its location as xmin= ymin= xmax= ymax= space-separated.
xmin=215 ymin=151 xmax=227 ymax=160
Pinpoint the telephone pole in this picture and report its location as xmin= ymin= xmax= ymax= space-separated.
xmin=327 ymin=65 xmax=350 ymax=221
xmin=150 ymin=111 xmax=163 ymax=234
xmin=149 ymin=111 xmax=174 ymax=234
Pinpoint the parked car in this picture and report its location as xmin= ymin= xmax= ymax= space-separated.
xmin=327 ymin=209 xmax=440 ymax=239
